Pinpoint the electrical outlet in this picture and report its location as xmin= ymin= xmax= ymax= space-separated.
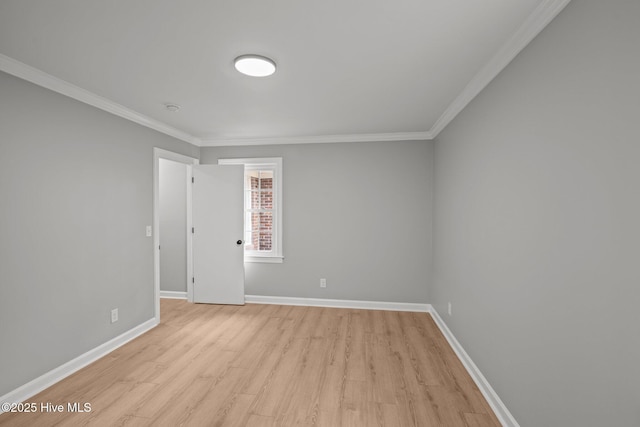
xmin=111 ymin=308 xmax=119 ymax=323
xmin=447 ymin=302 xmax=452 ymax=316
xmin=320 ymin=278 xmax=327 ymax=288
xmin=146 ymin=225 xmax=152 ymax=237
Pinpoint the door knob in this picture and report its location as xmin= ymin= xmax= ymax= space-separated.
xmin=236 ymin=240 xmax=243 ymax=245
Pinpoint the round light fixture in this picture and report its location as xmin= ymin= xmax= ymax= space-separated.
xmin=234 ymin=54 xmax=276 ymax=77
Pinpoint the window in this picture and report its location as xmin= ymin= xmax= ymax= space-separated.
xmin=218 ymin=157 xmax=283 ymax=263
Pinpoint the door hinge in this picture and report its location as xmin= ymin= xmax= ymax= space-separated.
xmin=192 ymin=227 xmax=194 ymax=234
xmin=158 ymin=245 xmax=161 ymax=250
xmin=192 ymin=176 xmax=194 ymax=183
xmin=192 ymin=277 xmax=195 ymax=283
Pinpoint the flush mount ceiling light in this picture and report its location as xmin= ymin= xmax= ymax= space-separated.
xmin=234 ymin=54 xmax=276 ymax=77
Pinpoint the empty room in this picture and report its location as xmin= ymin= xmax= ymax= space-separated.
xmin=1 ymin=0 xmax=638 ymax=426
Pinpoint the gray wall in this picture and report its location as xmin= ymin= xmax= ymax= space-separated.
xmin=201 ymin=141 xmax=433 ymax=304
xmin=432 ymin=1 xmax=640 ymax=426
xmin=0 ymin=71 xmax=199 ymax=396
xmin=159 ymin=159 xmax=188 ymax=293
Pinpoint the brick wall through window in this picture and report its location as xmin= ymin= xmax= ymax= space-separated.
xmin=249 ymin=174 xmax=273 ymax=251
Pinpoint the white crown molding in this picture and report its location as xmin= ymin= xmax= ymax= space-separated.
xmin=1 ymin=53 xmax=430 ymax=147
xmin=429 ymin=308 xmax=520 ymax=427
xmin=429 ymin=0 xmax=572 ymax=138
xmin=1 ymin=0 xmax=568 ymax=148
xmin=0 ymin=317 xmax=158 ymax=412
xmin=245 ymin=294 xmax=430 ymax=312
xmin=0 ymin=54 xmax=201 ymax=146
xmin=199 ymin=131 xmax=434 ymax=147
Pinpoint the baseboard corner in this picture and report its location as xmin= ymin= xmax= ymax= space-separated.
xmin=245 ymin=295 xmax=429 ymax=312
xmin=428 ymin=308 xmax=520 ymax=427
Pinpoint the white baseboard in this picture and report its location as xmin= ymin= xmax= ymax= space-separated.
xmin=245 ymin=294 xmax=430 ymax=312
xmin=160 ymin=291 xmax=188 ymax=299
xmin=428 ymin=308 xmax=519 ymax=427
xmin=0 ymin=317 xmax=158 ymax=412
xmin=1 ymin=297 xmax=515 ymax=426
xmin=245 ymin=295 xmax=515 ymax=426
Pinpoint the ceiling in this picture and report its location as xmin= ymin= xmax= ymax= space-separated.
xmin=0 ymin=0 xmax=570 ymax=146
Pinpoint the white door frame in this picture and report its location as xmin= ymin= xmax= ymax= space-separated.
xmin=153 ymin=147 xmax=199 ymax=322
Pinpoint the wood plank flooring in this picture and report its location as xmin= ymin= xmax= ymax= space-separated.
xmin=0 ymin=299 xmax=500 ymax=426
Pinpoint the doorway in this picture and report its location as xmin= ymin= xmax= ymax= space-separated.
xmin=153 ymin=148 xmax=199 ymax=322
xmin=159 ymin=158 xmax=188 ymax=298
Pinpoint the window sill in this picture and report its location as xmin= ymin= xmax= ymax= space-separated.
xmin=245 ymin=256 xmax=284 ymax=264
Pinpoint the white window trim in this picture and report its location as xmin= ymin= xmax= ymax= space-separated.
xmin=218 ymin=157 xmax=283 ymax=263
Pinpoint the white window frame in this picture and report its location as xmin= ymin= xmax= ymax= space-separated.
xmin=218 ymin=157 xmax=283 ymax=263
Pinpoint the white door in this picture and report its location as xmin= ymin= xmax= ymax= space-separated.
xmin=192 ymin=164 xmax=245 ymax=305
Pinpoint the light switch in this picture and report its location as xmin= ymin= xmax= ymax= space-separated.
xmin=146 ymin=225 xmax=152 ymax=237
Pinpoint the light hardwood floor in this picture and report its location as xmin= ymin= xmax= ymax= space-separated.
xmin=0 ymin=299 xmax=500 ymax=426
